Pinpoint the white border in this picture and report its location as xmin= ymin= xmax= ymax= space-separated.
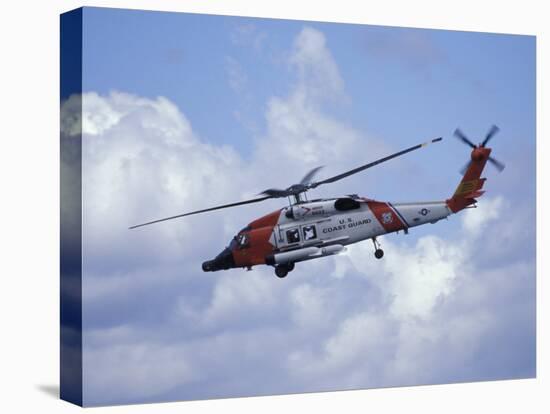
xmin=0 ymin=1 xmax=546 ymax=413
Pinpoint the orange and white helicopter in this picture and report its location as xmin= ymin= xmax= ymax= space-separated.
xmin=131 ymin=126 xmax=504 ymax=278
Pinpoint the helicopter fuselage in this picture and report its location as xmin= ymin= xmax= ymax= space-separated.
xmin=202 ymin=196 xmax=452 ymax=275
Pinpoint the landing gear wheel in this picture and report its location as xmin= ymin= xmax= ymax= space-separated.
xmin=372 ymin=237 xmax=384 ymax=259
xmin=275 ymin=265 xmax=289 ymax=278
xmin=287 ymin=262 xmax=295 ymax=272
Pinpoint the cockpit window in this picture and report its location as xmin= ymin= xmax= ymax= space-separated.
xmin=236 ymin=233 xmax=250 ymax=249
xmin=229 ymin=231 xmax=250 ymax=249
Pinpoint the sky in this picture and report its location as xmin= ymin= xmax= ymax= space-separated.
xmin=62 ymin=6 xmax=535 ymax=406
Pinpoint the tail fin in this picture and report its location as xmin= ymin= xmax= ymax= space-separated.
xmin=446 ymin=147 xmax=491 ymax=213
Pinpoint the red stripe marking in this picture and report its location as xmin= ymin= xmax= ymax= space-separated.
xmin=367 ymin=201 xmax=406 ymax=232
xmin=248 ymin=209 xmax=281 ymax=229
xmin=233 ymin=209 xmax=281 ymax=267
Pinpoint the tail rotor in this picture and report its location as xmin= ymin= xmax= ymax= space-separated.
xmin=453 ymin=125 xmax=505 ymax=175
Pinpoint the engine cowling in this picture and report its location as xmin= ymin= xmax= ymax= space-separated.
xmin=284 ymin=198 xmax=361 ymax=220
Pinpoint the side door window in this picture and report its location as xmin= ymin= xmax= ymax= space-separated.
xmin=302 ymin=224 xmax=317 ymax=241
xmin=286 ymin=228 xmax=301 ymax=244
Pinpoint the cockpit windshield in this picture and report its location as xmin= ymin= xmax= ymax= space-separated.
xmin=229 ymin=230 xmax=250 ymax=250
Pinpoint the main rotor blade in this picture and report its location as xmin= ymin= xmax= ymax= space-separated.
xmin=300 ymin=166 xmax=324 ymax=185
xmin=482 ymin=124 xmax=500 ymax=147
xmin=310 ymin=137 xmax=443 ymax=188
xmin=129 ymin=196 xmax=272 ymax=229
xmin=454 ymin=128 xmax=477 ymax=149
xmin=488 ymin=156 xmax=505 ymax=172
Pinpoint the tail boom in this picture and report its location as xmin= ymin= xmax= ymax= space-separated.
xmin=446 ymin=147 xmax=491 ymax=213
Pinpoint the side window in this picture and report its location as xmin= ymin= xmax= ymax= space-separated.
xmin=237 ymin=233 xmax=249 ymax=249
xmin=286 ymin=228 xmax=300 ymax=244
xmin=302 ymin=225 xmax=317 ymax=241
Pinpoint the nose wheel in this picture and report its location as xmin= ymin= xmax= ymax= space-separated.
xmin=274 ymin=262 xmax=295 ymax=278
xmin=372 ymin=237 xmax=384 ymax=259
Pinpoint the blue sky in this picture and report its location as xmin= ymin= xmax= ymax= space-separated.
xmin=82 ymin=7 xmax=535 ymax=157
xmin=67 ymin=6 xmax=536 ymax=406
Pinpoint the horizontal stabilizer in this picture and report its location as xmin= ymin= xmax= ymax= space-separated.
xmin=463 ymin=190 xmax=485 ymax=199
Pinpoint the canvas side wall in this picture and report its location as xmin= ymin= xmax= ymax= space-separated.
xmin=60 ymin=7 xmax=83 ymax=407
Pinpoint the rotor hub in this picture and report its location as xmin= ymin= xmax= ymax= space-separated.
xmin=454 ymin=125 xmax=505 ymax=175
xmin=471 ymin=148 xmax=486 ymax=162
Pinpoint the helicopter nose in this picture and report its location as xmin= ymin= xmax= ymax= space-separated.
xmin=202 ymin=248 xmax=235 ymax=272
xmin=202 ymin=260 xmax=214 ymax=272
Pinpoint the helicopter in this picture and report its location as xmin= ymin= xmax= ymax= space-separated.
xmin=130 ymin=126 xmax=505 ymax=278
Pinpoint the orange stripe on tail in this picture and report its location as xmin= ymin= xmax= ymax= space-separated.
xmin=367 ymin=201 xmax=407 ymax=232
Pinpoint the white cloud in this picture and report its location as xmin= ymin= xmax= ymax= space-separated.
xmin=317 ymin=312 xmax=393 ymax=383
xmin=73 ymin=91 xmax=249 ymax=270
xmin=285 ymin=195 xmax=533 ymax=389
xmin=259 ymin=92 xmax=361 ymax=167
xmin=339 ymin=232 xmax=465 ymax=320
xmin=461 ymin=195 xmax=504 ymax=238
xmin=60 ymin=94 xmax=83 ymax=137
xmin=201 ymin=270 xmax=282 ymax=327
xmin=290 ymin=27 xmax=344 ymax=99
xmin=290 ymin=283 xmax=330 ymax=328
xmin=252 ymin=27 xmax=389 ymax=192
